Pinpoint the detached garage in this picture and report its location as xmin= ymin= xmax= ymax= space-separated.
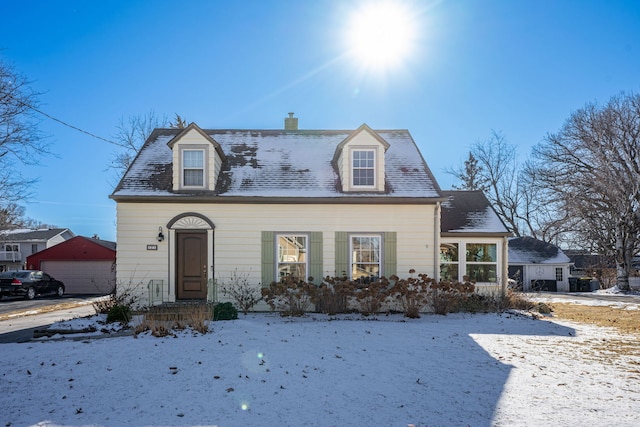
xmin=26 ymin=236 xmax=116 ymax=295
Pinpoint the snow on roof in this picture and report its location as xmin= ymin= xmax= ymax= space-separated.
xmin=0 ymin=228 xmax=72 ymax=241
xmin=508 ymin=236 xmax=571 ymax=264
xmin=112 ymin=128 xmax=441 ymax=199
xmin=440 ymin=191 xmax=510 ymax=234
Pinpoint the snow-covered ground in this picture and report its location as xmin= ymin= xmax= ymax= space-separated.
xmin=2 ymin=302 xmax=639 ymax=427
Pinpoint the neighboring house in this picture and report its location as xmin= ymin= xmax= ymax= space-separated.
xmin=440 ymin=191 xmax=512 ymax=294
xmin=26 ymin=236 xmax=116 ymax=295
xmin=508 ymin=236 xmax=572 ymax=292
xmin=110 ymin=117 xmax=511 ymax=307
xmin=0 ymin=228 xmax=75 ymax=272
xmin=564 ymin=250 xmax=615 ymax=277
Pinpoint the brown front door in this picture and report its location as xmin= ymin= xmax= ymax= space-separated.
xmin=176 ymin=230 xmax=208 ymax=300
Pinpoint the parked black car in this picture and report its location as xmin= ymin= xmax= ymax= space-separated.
xmin=0 ymin=270 xmax=65 ymax=300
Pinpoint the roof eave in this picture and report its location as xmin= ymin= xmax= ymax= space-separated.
xmin=441 ymin=231 xmax=513 ymax=238
xmin=109 ymin=194 xmax=446 ymax=205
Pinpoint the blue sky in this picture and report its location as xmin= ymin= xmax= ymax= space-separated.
xmin=1 ymin=0 xmax=639 ymax=242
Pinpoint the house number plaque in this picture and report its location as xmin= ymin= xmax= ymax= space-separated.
xmin=147 ymin=244 xmax=158 ymax=251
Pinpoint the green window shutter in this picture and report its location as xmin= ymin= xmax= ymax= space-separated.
xmin=384 ymin=232 xmax=397 ymax=278
xmin=309 ymin=232 xmax=323 ymax=284
xmin=335 ymin=231 xmax=348 ymax=278
xmin=261 ymin=231 xmax=274 ymax=287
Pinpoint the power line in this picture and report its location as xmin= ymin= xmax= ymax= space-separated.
xmin=27 ymin=104 xmax=126 ymax=148
xmin=7 ymin=93 xmax=126 ymax=148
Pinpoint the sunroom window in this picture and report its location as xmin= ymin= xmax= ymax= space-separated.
xmin=277 ymin=234 xmax=308 ymax=281
xmin=440 ymin=243 xmax=459 ymax=281
xmin=352 ymin=150 xmax=375 ymax=187
xmin=183 ymin=149 xmax=204 ymax=187
xmin=465 ymin=243 xmax=497 ymax=282
xmin=350 ymin=235 xmax=381 ymax=281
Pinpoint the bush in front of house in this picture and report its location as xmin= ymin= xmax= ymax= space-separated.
xmin=390 ymin=273 xmax=432 ymax=318
xmin=218 ymin=269 xmax=262 ymax=315
xmin=261 ymin=272 xmax=479 ymax=317
xmin=313 ymin=276 xmax=352 ymax=315
xmin=106 ymin=304 xmax=132 ymax=324
xmin=262 ymin=275 xmax=317 ymax=316
xmin=213 ymin=302 xmax=238 ymax=321
xmin=94 ymin=280 xmax=142 ymax=318
xmin=426 ymin=279 xmax=476 ymax=315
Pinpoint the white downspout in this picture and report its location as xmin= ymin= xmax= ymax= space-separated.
xmin=435 ymin=202 xmax=441 ymax=282
xmin=502 ymin=236 xmax=509 ymax=296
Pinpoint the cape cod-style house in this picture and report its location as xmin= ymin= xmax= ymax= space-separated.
xmin=110 ymin=116 xmax=511 ymax=306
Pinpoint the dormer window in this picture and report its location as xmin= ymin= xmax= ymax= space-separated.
xmin=352 ymin=149 xmax=375 ymax=187
xmin=168 ymin=123 xmax=227 ymax=192
xmin=182 ymin=149 xmax=205 ymax=187
xmin=332 ymin=124 xmax=389 ymax=193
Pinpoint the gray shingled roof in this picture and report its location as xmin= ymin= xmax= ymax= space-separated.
xmin=0 ymin=228 xmax=73 ymax=242
xmin=440 ymin=191 xmax=510 ymax=235
xmin=111 ymin=128 xmax=442 ymax=200
xmin=509 ymin=236 xmax=571 ymax=264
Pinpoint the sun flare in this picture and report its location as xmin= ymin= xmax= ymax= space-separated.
xmin=346 ymin=2 xmax=417 ymax=72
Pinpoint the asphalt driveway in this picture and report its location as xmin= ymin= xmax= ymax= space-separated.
xmin=0 ymin=294 xmax=102 ymax=316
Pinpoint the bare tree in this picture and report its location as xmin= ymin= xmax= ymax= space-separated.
xmin=533 ymin=92 xmax=640 ymax=291
xmin=0 ymin=57 xmax=49 ymax=213
xmin=448 ymin=152 xmax=486 ymax=191
xmin=109 ymin=112 xmax=189 ymax=183
xmin=449 ymin=132 xmax=572 ymax=242
xmin=171 ymin=113 xmax=188 ymax=129
xmin=109 ymin=111 xmax=169 ymax=182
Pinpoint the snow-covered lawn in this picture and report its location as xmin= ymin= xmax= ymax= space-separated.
xmin=2 ymin=308 xmax=639 ymax=427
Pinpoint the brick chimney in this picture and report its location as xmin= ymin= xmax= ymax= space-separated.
xmin=284 ymin=112 xmax=298 ymax=130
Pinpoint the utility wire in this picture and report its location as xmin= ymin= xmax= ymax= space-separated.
xmin=7 ymin=93 xmax=127 ymax=148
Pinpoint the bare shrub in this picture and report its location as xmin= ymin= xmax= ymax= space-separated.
xmin=313 ymin=276 xmax=351 ymax=315
xmin=350 ymin=278 xmax=391 ymax=316
xmin=429 ymin=280 xmax=475 ymax=315
xmin=135 ymin=304 xmax=213 ymax=336
xmin=390 ymin=274 xmax=433 ymax=318
xmin=93 ymin=280 xmax=141 ymax=316
xmin=219 ymin=269 xmax=262 ymax=315
xmin=262 ymin=276 xmax=317 ymax=317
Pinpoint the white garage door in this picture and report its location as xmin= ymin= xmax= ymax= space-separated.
xmin=41 ymin=261 xmax=115 ymax=295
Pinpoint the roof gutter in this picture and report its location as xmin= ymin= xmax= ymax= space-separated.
xmin=109 ymin=195 xmax=449 ymax=205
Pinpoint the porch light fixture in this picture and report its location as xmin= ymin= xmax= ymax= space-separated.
xmin=157 ymin=226 xmax=165 ymax=242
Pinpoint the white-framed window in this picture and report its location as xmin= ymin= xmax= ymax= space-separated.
xmin=182 ymin=149 xmax=205 ymax=187
xmin=555 ymin=267 xmax=563 ymax=281
xmin=352 ymin=149 xmax=375 ymax=187
xmin=440 ymin=241 xmax=500 ymax=283
xmin=440 ymin=243 xmax=459 ymax=281
xmin=277 ymin=234 xmax=308 ymax=281
xmin=350 ymin=234 xmax=381 ymax=281
xmin=466 ymin=243 xmax=497 ymax=282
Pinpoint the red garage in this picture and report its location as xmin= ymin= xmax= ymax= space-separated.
xmin=26 ymin=236 xmax=116 ymax=295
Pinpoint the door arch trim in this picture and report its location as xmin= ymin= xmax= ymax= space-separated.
xmin=167 ymin=212 xmax=215 ymax=230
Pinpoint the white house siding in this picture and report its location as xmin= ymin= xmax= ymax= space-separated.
xmin=115 ymin=202 xmax=438 ymax=306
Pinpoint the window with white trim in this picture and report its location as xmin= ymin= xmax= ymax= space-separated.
xmin=182 ymin=149 xmax=205 ymax=187
xmin=555 ymin=267 xmax=563 ymax=281
xmin=350 ymin=234 xmax=381 ymax=281
xmin=466 ymin=243 xmax=497 ymax=282
xmin=352 ymin=150 xmax=375 ymax=187
xmin=277 ymin=234 xmax=308 ymax=281
xmin=440 ymin=243 xmax=459 ymax=281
